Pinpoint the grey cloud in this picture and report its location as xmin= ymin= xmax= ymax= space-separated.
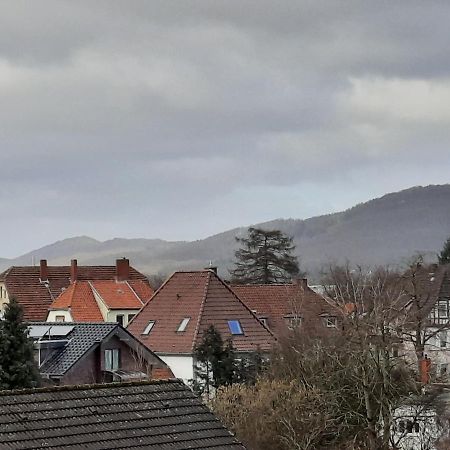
xmin=0 ymin=1 xmax=450 ymax=256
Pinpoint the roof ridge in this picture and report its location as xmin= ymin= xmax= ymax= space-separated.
xmin=125 ymin=280 xmax=144 ymax=305
xmin=0 ymin=378 xmax=184 ymax=397
xmin=218 ymin=275 xmax=277 ymax=339
xmin=190 ymin=271 xmax=212 ymax=352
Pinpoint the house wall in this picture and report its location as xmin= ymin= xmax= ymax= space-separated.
xmin=0 ymin=282 xmax=9 ymax=317
xmin=91 ymin=288 xmax=109 ymax=321
xmin=157 ymin=354 xmax=194 ymax=382
xmin=106 ymin=309 xmax=140 ymax=327
xmin=47 ymin=310 xmax=73 ymax=322
xmin=53 ymin=334 xmax=167 ymax=386
xmin=61 ymin=347 xmax=101 ymax=385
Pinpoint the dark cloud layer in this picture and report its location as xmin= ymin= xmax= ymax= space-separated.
xmin=1 ymin=1 xmax=449 ymax=256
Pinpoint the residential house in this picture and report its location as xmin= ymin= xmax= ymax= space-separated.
xmin=30 ymin=322 xmax=173 ymax=385
xmin=401 ymin=263 xmax=450 ymax=380
xmin=127 ymin=269 xmax=275 ymax=382
xmin=0 ymin=379 xmax=246 ymax=449
xmin=230 ymin=278 xmax=341 ymax=339
xmin=0 ymin=258 xmax=152 ymax=323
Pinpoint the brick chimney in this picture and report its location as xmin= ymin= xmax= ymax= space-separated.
xmin=116 ymin=258 xmax=130 ymax=281
xmin=419 ymin=356 xmax=431 ymax=384
xmin=70 ymin=259 xmax=78 ymax=283
xmin=39 ymin=259 xmax=48 ymax=282
xmin=293 ymin=277 xmax=308 ymax=289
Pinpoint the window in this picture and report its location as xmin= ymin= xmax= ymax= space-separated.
xmin=177 ymin=317 xmax=190 ymax=332
xmin=55 ymin=315 xmax=65 ymax=322
xmin=104 ymin=349 xmax=120 ymax=371
xmin=259 ymin=317 xmax=268 ymax=327
xmin=398 ymin=420 xmax=419 ymax=434
xmin=440 ymin=363 xmax=448 ymax=377
xmin=440 ymin=330 xmax=447 ymax=348
xmin=285 ymin=316 xmax=302 ymax=330
xmin=127 ymin=314 xmax=136 ymax=324
xmin=228 ymin=320 xmax=244 ymax=335
xmin=143 ymin=320 xmax=156 ymax=334
xmin=116 ymin=315 xmax=124 ymax=326
xmin=324 ymin=316 xmax=337 ymax=328
xmin=430 ymin=300 xmax=450 ymax=325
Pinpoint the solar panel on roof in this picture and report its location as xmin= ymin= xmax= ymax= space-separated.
xmin=28 ymin=325 xmax=74 ymax=338
xmin=28 ymin=325 xmax=51 ymax=338
xmin=47 ymin=325 xmax=74 ymax=337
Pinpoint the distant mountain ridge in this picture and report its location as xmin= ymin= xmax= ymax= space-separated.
xmin=1 ymin=184 xmax=449 ymax=281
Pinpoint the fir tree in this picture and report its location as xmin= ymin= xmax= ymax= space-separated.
xmin=0 ymin=298 xmax=40 ymax=390
xmin=193 ymin=326 xmax=235 ymax=396
xmin=438 ymin=236 xmax=450 ymax=265
xmin=230 ymin=227 xmax=300 ymax=284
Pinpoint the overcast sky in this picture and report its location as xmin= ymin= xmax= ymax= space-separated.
xmin=1 ymin=1 xmax=450 ymax=257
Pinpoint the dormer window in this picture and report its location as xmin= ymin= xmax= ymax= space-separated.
xmin=259 ymin=317 xmax=268 ymax=327
xmin=324 ymin=316 xmax=337 ymax=328
xmin=177 ymin=317 xmax=190 ymax=332
xmin=228 ymin=320 xmax=244 ymax=335
xmin=284 ymin=315 xmax=302 ymax=330
xmin=142 ymin=320 xmax=156 ymax=335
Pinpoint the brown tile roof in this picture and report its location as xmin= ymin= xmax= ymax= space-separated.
xmin=230 ymin=281 xmax=340 ymax=338
xmin=128 ymin=270 xmax=275 ymax=354
xmin=50 ymin=281 xmax=104 ymax=322
xmin=0 ymin=264 xmax=149 ymax=322
xmin=91 ymin=280 xmax=144 ymax=309
xmin=402 ymin=263 xmax=450 ymax=324
xmin=0 ymin=380 xmax=246 ymax=449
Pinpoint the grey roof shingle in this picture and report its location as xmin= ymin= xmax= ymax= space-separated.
xmin=31 ymin=322 xmax=118 ymax=376
xmin=0 ymin=380 xmax=246 ymax=449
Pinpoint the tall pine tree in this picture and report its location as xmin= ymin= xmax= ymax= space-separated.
xmin=193 ymin=326 xmax=235 ymax=396
xmin=230 ymin=227 xmax=300 ymax=284
xmin=0 ymin=298 xmax=40 ymax=390
xmin=438 ymin=236 xmax=450 ymax=265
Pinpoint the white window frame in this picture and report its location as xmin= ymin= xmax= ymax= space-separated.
xmin=325 ymin=316 xmax=337 ymax=328
xmin=105 ymin=348 xmax=120 ymax=371
xmin=142 ymin=320 xmax=156 ymax=335
xmin=177 ymin=317 xmax=190 ymax=332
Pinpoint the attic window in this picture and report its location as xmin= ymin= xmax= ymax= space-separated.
xmin=260 ymin=317 xmax=269 ymax=327
xmin=228 ymin=320 xmax=244 ymax=335
xmin=177 ymin=317 xmax=190 ymax=332
xmin=142 ymin=320 xmax=156 ymax=335
xmin=324 ymin=316 xmax=337 ymax=328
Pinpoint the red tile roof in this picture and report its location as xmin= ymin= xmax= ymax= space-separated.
xmin=230 ymin=281 xmax=340 ymax=338
xmin=49 ymin=281 xmax=103 ymax=322
xmin=0 ymin=264 xmax=150 ymax=321
xmin=90 ymin=281 xmax=144 ymax=309
xmin=128 ymin=270 xmax=275 ymax=354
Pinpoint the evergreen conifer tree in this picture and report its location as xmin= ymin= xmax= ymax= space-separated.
xmin=193 ymin=326 xmax=235 ymax=395
xmin=438 ymin=236 xmax=450 ymax=265
xmin=230 ymin=227 xmax=300 ymax=284
xmin=0 ymin=298 xmax=40 ymax=390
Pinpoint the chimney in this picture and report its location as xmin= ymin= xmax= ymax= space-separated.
xmin=293 ymin=277 xmax=308 ymax=289
xmin=40 ymin=259 xmax=48 ymax=282
xmin=419 ymin=356 xmax=431 ymax=384
xmin=116 ymin=258 xmax=130 ymax=281
xmin=70 ymin=259 xmax=78 ymax=283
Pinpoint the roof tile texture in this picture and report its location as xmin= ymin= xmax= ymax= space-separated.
xmin=0 ymin=265 xmax=150 ymax=321
xmin=231 ymin=282 xmax=340 ymax=338
xmin=0 ymin=380 xmax=246 ymax=449
xmin=128 ymin=270 xmax=275 ymax=354
xmin=50 ymin=281 xmax=104 ymax=322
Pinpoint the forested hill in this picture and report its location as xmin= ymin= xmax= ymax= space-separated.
xmin=1 ymin=185 xmax=449 ymax=280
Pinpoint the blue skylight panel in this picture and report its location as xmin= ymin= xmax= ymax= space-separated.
xmin=228 ymin=320 xmax=244 ymax=335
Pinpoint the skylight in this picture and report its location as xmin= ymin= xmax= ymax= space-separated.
xmin=142 ymin=320 xmax=156 ymax=335
xmin=228 ymin=320 xmax=244 ymax=335
xmin=177 ymin=317 xmax=190 ymax=332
